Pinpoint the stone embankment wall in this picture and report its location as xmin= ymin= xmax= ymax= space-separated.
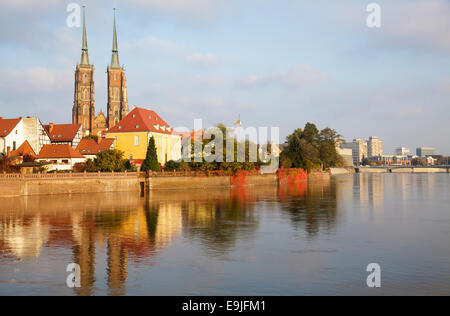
xmin=0 ymin=169 xmax=328 ymax=197
xmin=0 ymin=177 xmax=139 ymax=197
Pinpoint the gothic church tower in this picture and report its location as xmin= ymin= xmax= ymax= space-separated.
xmin=72 ymin=7 xmax=95 ymax=136
xmin=107 ymin=9 xmax=129 ymax=128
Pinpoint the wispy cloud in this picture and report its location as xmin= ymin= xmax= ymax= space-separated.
xmin=185 ymin=53 xmax=221 ymax=67
xmin=237 ymin=63 xmax=328 ymax=89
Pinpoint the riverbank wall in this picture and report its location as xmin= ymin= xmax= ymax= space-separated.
xmin=0 ymin=170 xmax=324 ymax=197
xmin=358 ymin=167 xmax=449 ymax=174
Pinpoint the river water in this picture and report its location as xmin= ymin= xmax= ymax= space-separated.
xmin=0 ymin=173 xmax=449 ymax=296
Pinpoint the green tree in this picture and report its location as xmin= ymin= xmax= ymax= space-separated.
xmin=141 ymin=136 xmax=160 ymax=172
xmin=282 ymin=123 xmax=344 ymax=172
xmin=165 ymin=160 xmax=179 ymax=171
xmin=94 ymin=149 xmax=126 ymax=172
xmin=318 ymin=128 xmax=344 ymax=169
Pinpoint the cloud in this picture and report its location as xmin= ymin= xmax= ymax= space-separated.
xmin=237 ymin=63 xmax=328 ymax=89
xmin=185 ymin=53 xmax=221 ymax=67
xmin=271 ymin=63 xmax=328 ymax=88
xmin=127 ymin=0 xmax=232 ymax=22
xmin=0 ymin=67 xmax=72 ymax=96
xmin=129 ymin=35 xmax=183 ymax=54
xmin=378 ymin=0 xmax=450 ymax=53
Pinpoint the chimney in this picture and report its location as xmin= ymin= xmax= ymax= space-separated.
xmin=7 ymin=146 xmax=10 ymax=157
xmin=0 ymin=117 xmax=3 ymax=120
xmin=49 ymin=123 xmax=54 ymax=133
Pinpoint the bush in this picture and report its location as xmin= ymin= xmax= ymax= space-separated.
xmin=165 ymin=160 xmax=179 ymax=171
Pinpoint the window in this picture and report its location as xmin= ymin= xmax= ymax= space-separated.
xmin=83 ymin=74 xmax=88 ymax=84
xmin=114 ymin=73 xmax=118 ymax=81
xmin=13 ymin=141 xmax=16 ymax=151
xmin=84 ymin=119 xmax=88 ymax=129
xmin=84 ymin=89 xmax=89 ymax=100
xmin=135 ymin=135 xmax=140 ymax=146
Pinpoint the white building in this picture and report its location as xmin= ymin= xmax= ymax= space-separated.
xmin=395 ymin=146 xmax=410 ymax=156
xmin=342 ymin=138 xmax=368 ymax=166
xmin=36 ymin=144 xmax=86 ymax=171
xmin=368 ymin=136 xmax=383 ymax=158
xmin=0 ymin=117 xmax=51 ymax=155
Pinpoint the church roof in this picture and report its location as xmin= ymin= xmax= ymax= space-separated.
xmin=107 ymin=107 xmax=173 ymax=135
xmin=43 ymin=124 xmax=81 ymax=142
xmin=0 ymin=118 xmax=21 ymax=137
xmin=38 ymin=144 xmax=85 ymax=159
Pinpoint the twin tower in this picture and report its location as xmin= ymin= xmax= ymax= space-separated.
xmin=72 ymin=8 xmax=129 ymax=137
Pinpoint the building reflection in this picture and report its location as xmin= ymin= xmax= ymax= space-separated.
xmin=0 ymin=178 xmax=368 ymax=295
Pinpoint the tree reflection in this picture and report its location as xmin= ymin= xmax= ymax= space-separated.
xmin=181 ymin=187 xmax=260 ymax=257
xmin=278 ymin=179 xmax=338 ymax=237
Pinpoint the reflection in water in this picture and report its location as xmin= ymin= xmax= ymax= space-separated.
xmin=1 ymin=174 xmax=450 ymax=295
xmin=278 ymin=179 xmax=338 ymax=236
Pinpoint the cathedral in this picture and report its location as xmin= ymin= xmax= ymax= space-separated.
xmin=72 ymin=9 xmax=129 ymax=137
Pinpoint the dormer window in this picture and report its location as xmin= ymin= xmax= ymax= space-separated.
xmin=132 ymin=114 xmax=136 ymax=118
xmin=154 ymin=125 xmax=159 ymax=130
xmin=118 ymin=126 xmax=122 ymax=129
xmin=136 ymin=125 xmax=139 ymax=129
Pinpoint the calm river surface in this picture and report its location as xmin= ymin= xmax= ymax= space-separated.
xmin=0 ymin=173 xmax=449 ymax=296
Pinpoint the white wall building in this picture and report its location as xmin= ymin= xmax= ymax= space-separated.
xmin=368 ymin=136 xmax=383 ymax=158
xmin=36 ymin=144 xmax=86 ymax=171
xmin=0 ymin=117 xmax=51 ymax=155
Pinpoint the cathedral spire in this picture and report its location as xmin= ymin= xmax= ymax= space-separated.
xmin=80 ymin=6 xmax=90 ymax=65
xmin=110 ymin=8 xmax=120 ymax=68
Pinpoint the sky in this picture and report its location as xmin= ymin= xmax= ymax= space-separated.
xmin=0 ymin=0 xmax=449 ymax=155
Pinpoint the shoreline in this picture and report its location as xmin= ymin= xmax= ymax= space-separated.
xmin=1 ymin=168 xmax=448 ymax=197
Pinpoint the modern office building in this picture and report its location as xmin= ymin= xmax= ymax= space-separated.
xmin=395 ymin=147 xmax=410 ymax=156
xmin=342 ymin=138 xmax=368 ymax=166
xmin=416 ymin=147 xmax=435 ymax=157
xmin=367 ymin=136 xmax=383 ymax=158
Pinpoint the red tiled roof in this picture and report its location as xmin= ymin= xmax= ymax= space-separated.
xmin=10 ymin=140 xmax=37 ymax=158
xmin=38 ymin=144 xmax=85 ymax=159
xmin=99 ymin=138 xmax=114 ymax=151
xmin=76 ymin=139 xmax=100 ymax=155
xmin=107 ymin=107 xmax=173 ymax=134
xmin=175 ymin=129 xmax=204 ymax=141
xmin=0 ymin=118 xmax=21 ymax=137
xmin=43 ymin=124 xmax=81 ymax=142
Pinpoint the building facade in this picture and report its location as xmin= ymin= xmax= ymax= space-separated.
xmin=107 ymin=11 xmax=129 ymax=129
xmin=416 ymin=147 xmax=435 ymax=157
xmin=105 ymin=107 xmax=181 ymax=166
xmin=44 ymin=123 xmax=83 ymax=149
xmin=0 ymin=117 xmax=50 ymax=156
xmin=395 ymin=146 xmax=410 ymax=156
xmin=36 ymin=144 xmax=87 ymax=171
xmin=72 ymin=9 xmax=128 ymax=137
xmin=367 ymin=136 xmax=383 ymax=158
xmin=342 ymin=138 xmax=368 ymax=166
xmin=72 ymin=8 xmax=95 ymax=136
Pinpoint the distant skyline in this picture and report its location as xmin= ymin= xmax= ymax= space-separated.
xmin=0 ymin=0 xmax=449 ymax=155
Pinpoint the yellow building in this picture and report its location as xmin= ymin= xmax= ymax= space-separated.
xmin=105 ymin=107 xmax=181 ymax=166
